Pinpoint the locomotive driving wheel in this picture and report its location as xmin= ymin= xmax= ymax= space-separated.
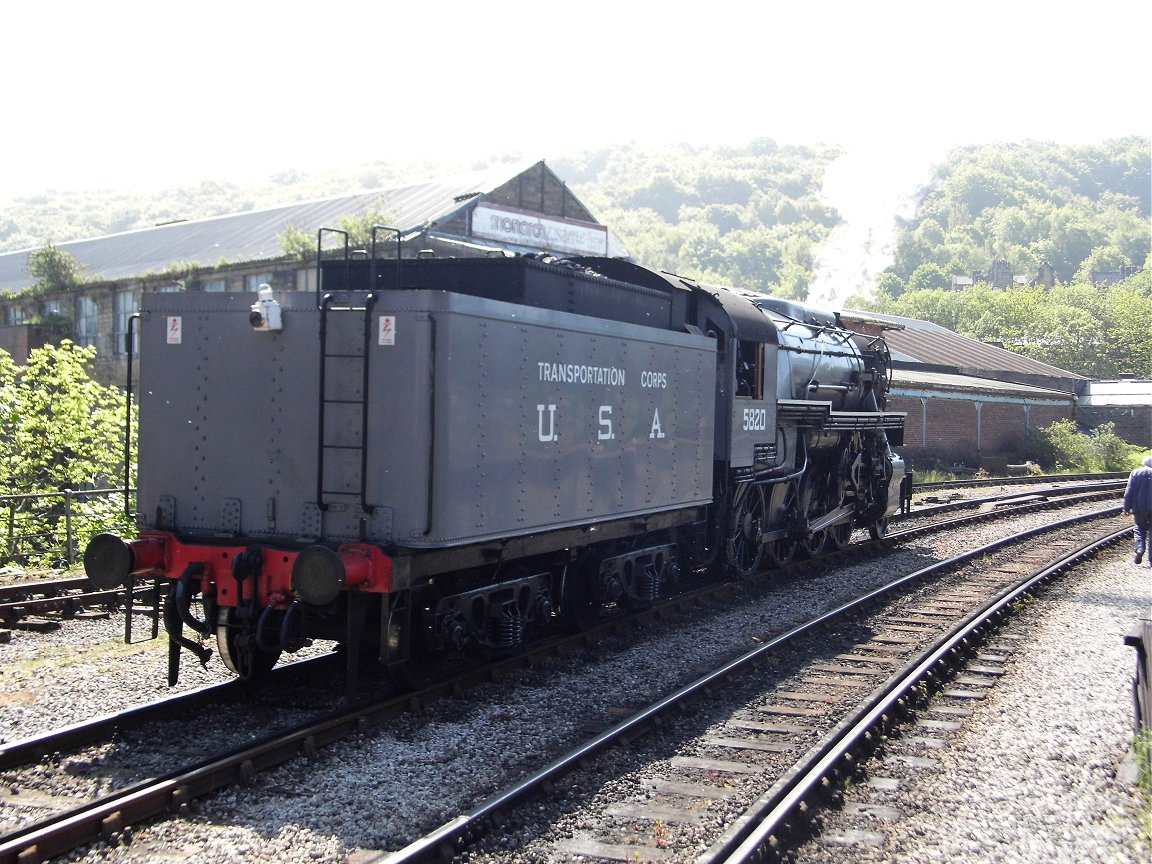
xmin=823 ymin=462 xmax=853 ymax=551
xmin=216 ymin=607 xmax=281 ymax=680
xmin=829 ymin=509 xmax=854 ymax=550
xmin=763 ymin=482 xmax=798 ymax=568
xmin=799 ymin=476 xmax=827 ymax=559
xmin=726 ymin=483 xmax=766 ymax=578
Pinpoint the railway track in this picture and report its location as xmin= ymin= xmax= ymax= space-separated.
xmin=910 ymin=470 xmax=1128 ymax=493
xmin=0 ymin=477 xmax=1125 ymax=634
xmin=0 ymin=478 xmax=1123 ymax=769
xmin=0 ymin=495 xmax=1127 ymax=864
xmin=365 ymin=508 xmax=1131 ymax=864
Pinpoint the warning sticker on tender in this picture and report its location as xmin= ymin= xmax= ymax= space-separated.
xmin=378 ymin=315 xmax=396 ymax=346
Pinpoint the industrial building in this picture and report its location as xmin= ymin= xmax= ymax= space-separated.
xmin=2 ymin=159 xmax=1134 ymax=468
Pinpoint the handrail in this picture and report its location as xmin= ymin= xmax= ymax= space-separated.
xmin=125 ymin=313 xmax=140 ymax=518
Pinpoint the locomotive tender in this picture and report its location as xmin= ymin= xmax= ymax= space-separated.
xmin=84 ymin=242 xmax=905 ymax=686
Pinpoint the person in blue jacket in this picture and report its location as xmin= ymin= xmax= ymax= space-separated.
xmin=1123 ymin=455 xmax=1152 ymax=565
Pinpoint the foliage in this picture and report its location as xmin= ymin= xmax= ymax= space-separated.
xmin=864 ymin=268 xmax=1152 ymax=377
xmin=278 ymin=224 xmax=313 ymax=262
xmin=0 ymin=160 xmax=462 ymax=254
xmin=882 ymin=137 xmax=1150 ymax=289
xmin=0 ymin=342 xmax=135 ymax=567
xmin=335 ymin=205 xmax=399 ymax=251
xmin=25 ymin=243 xmax=85 ymax=295
xmin=3 ymin=137 xmax=1147 ymax=365
xmin=281 ymin=204 xmax=398 ymax=262
xmin=559 ymin=141 xmax=841 ymax=297
xmin=1028 ymin=419 xmax=1143 ymax=473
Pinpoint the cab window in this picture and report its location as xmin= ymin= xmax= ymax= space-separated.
xmin=735 ymin=340 xmax=763 ymax=399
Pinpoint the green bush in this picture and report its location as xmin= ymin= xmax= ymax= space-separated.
xmin=0 ymin=342 xmax=135 ymax=568
xmin=1030 ymin=419 xmax=1143 ymax=473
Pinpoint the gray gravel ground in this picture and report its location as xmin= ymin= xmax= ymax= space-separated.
xmin=1 ymin=501 xmax=1147 ymax=863
xmin=789 ymin=549 xmax=1151 ymax=864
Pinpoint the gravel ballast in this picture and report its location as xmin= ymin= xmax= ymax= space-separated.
xmin=0 ymin=503 xmax=1147 ymax=863
xmin=788 ymin=549 xmax=1150 ymax=864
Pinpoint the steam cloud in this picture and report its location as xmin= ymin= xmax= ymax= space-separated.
xmin=808 ymin=144 xmax=938 ymax=311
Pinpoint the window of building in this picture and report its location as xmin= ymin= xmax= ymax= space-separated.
xmin=296 ymin=268 xmax=318 ymax=293
xmin=201 ymin=278 xmax=227 ymax=293
xmin=75 ymin=296 xmax=99 ymax=348
xmin=114 ymin=289 xmax=139 ymax=355
xmin=154 ymin=282 xmax=183 ymax=293
xmin=5 ymin=306 xmax=24 ymax=326
xmin=244 ymin=273 xmax=273 ymax=292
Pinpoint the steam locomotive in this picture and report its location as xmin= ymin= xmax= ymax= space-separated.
xmin=84 ymin=239 xmax=905 ymax=687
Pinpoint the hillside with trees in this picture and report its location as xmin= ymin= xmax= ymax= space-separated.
xmin=853 ymin=138 xmax=1150 ymax=378
xmin=2 ymin=137 xmax=1148 ymax=378
xmin=875 ymin=138 xmax=1149 ymax=292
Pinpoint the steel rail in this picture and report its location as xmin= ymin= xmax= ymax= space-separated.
xmin=709 ymin=522 xmax=1132 ymax=864
xmin=361 ymin=505 xmax=1126 ymax=864
xmin=913 ymin=470 xmax=1127 ymax=492
xmin=0 ymin=505 xmax=1125 ymax=864
xmin=0 ymin=486 xmax=1120 ymax=776
xmin=0 ymin=653 xmax=337 ymax=771
xmin=0 ymin=582 xmax=160 ymax=622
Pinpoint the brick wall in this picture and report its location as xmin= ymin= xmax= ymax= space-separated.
xmin=1079 ymin=406 xmax=1152 ymax=447
xmin=982 ymin=401 xmax=1027 ymax=454
xmin=485 ymin=163 xmax=594 ymax=222
xmin=888 ymin=391 xmax=1074 ymax=467
xmin=0 ymin=324 xmax=41 ymax=362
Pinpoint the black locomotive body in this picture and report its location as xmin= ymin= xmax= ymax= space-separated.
xmin=85 ymin=246 xmax=904 ymax=685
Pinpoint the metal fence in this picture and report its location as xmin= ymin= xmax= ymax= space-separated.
xmin=1 ymin=487 xmax=133 ymax=570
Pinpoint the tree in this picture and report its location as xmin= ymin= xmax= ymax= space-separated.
xmin=907 ymin=263 xmax=954 ymax=292
xmin=337 ymin=206 xmax=398 ymax=251
xmin=1099 ymin=276 xmax=1152 ymax=377
xmin=882 ymin=138 xmax=1149 ymax=286
xmin=862 ymin=272 xmax=1152 ymax=378
xmin=281 ymin=205 xmax=398 ymax=261
xmin=0 ymin=342 xmax=134 ymax=567
xmin=25 ymin=243 xmax=85 ymax=294
xmin=278 ymin=224 xmax=313 ymax=262
xmin=1073 ymin=244 xmax=1129 ymax=284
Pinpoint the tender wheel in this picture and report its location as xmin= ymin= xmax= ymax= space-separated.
xmin=562 ymin=552 xmax=604 ymax=632
xmin=727 ymin=484 xmax=765 ymax=577
xmin=673 ymin=524 xmax=718 ymax=576
xmin=388 ymin=653 xmax=450 ymax=691
xmin=216 ymin=607 xmax=281 ymax=680
xmin=383 ymin=589 xmax=456 ymax=691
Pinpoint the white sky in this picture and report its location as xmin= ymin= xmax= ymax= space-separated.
xmin=4 ymin=0 xmax=1148 ymax=201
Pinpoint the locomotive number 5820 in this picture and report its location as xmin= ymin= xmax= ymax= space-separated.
xmin=742 ymin=407 xmax=768 ymax=431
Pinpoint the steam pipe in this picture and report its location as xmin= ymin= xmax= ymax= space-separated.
xmin=174 ymin=562 xmax=213 ymax=635
xmin=163 ymin=563 xmax=213 ymax=667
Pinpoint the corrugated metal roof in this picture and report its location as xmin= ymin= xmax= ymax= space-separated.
xmin=891 ymin=367 xmax=1074 ymax=399
xmin=845 ymin=309 xmax=1086 ymax=382
xmin=0 ymin=160 xmax=539 ymax=292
